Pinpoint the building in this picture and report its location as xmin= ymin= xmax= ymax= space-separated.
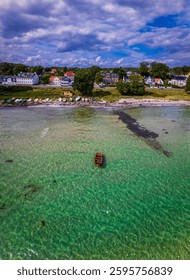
xmin=65 ymin=71 xmax=75 ymax=81
xmin=63 ymin=90 xmax=73 ymax=97
xmin=16 ymin=72 xmax=40 ymax=85
xmin=102 ymin=72 xmax=119 ymax=84
xmin=61 ymin=76 xmax=72 ymax=87
xmin=144 ymin=76 xmax=155 ymax=85
xmin=49 ymin=76 xmax=62 ymax=86
xmin=154 ymin=78 xmax=164 ymax=86
xmin=169 ymin=76 xmax=187 ymax=87
xmin=50 ymin=68 xmax=57 ymax=74
xmin=0 ymin=75 xmax=17 ymax=85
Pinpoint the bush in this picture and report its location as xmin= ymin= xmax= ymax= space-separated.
xmin=185 ymin=76 xmax=190 ymax=92
xmin=92 ymin=90 xmax=111 ymax=97
xmin=0 ymin=85 xmax=33 ymax=92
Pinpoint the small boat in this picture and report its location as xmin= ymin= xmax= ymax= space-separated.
xmin=95 ymin=152 xmax=103 ymax=167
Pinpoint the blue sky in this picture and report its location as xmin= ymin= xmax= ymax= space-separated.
xmin=0 ymin=0 xmax=190 ymax=67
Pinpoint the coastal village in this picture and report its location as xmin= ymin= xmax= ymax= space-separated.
xmin=0 ymin=62 xmax=190 ymax=106
xmin=0 ymin=67 xmax=189 ymax=87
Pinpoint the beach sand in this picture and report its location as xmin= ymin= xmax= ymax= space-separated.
xmin=1 ymin=98 xmax=190 ymax=108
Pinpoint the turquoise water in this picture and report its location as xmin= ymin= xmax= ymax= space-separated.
xmin=0 ymin=106 xmax=190 ymax=260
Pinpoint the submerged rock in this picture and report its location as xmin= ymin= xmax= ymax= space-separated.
xmin=0 ymin=203 xmax=6 ymax=210
xmin=5 ymin=159 xmax=14 ymax=163
xmin=24 ymin=184 xmax=40 ymax=198
xmin=40 ymin=220 xmax=46 ymax=227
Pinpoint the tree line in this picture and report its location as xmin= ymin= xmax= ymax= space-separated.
xmin=1 ymin=62 xmax=190 ymax=95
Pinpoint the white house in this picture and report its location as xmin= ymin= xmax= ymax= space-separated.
xmin=49 ymin=76 xmax=62 ymax=86
xmin=169 ymin=76 xmax=187 ymax=87
xmin=0 ymin=75 xmax=17 ymax=85
xmin=154 ymin=78 xmax=164 ymax=86
xmin=16 ymin=72 xmax=40 ymax=85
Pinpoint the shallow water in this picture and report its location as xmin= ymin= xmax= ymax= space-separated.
xmin=0 ymin=106 xmax=190 ymax=260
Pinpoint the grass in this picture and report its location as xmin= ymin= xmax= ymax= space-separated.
xmin=0 ymin=85 xmax=190 ymax=102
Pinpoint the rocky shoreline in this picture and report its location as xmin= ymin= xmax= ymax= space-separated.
xmin=1 ymin=98 xmax=190 ymax=108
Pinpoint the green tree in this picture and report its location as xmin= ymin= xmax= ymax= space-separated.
xmin=150 ymin=62 xmax=169 ymax=80
xmin=88 ymin=66 xmax=101 ymax=80
xmin=73 ymin=69 xmax=94 ymax=95
xmin=32 ymin=66 xmax=44 ymax=75
xmin=113 ymin=67 xmax=126 ymax=79
xmin=185 ymin=76 xmax=190 ymax=93
xmin=95 ymin=72 xmax=103 ymax=84
xmin=172 ymin=67 xmax=183 ymax=75
xmin=0 ymin=62 xmax=14 ymax=75
xmin=13 ymin=64 xmax=28 ymax=75
xmin=116 ymin=80 xmax=130 ymax=95
xmin=129 ymin=74 xmax=145 ymax=95
xmin=41 ymin=73 xmax=51 ymax=84
xmin=63 ymin=66 xmax=67 ymax=74
xmin=181 ymin=65 xmax=190 ymax=75
xmin=139 ymin=62 xmax=149 ymax=77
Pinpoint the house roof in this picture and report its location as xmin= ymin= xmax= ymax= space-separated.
xmin=49 ymin=76 xmax=62 ymax=82
xmin=65 ymin=71 xmax=75 ymax=76
xmin=62 ymin=76 xmax=70 ymax=81
xmin=17 ymin=72 xmax=37 ymax=78
xmin=49 ymin=76 xmax=54 ymax=82
xmin=154 ymin=78 xmax=162 ymax=83
xmin=50 ymin=68 xmax=57 ymax=73
xmin=174 ymin=76 xmax=187 ymax=81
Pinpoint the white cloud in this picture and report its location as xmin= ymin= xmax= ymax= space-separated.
xmin=0 ymin=0 xmax=189 ymax=67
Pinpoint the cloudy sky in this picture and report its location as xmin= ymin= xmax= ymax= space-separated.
xmin=0 ymin=0 xmax=190 ymax=67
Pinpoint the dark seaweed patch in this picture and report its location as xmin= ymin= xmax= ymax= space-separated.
xmin=115 ymin=111 xmax=158 ymax=139
xmin=5 ymin=159 xmax=14 ymax=163
xmin=40 ymin=220 xmax=46 ymax=227
xmin=24 ymin=184 xmax=40 ymax=198
xmin=0 ymin=203 xmax=7 ymax=210
xmin=162 ymin=129 xmax=168 ymax=134
xmin=115 ymin=110 xmax=171 ymax=157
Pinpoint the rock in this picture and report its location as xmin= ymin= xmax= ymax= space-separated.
xmin=40 ymin=220 xmax=46 ymax=227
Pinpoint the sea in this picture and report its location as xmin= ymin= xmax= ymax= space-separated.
xmin=0 ymin=105 xmax=190 ymax=260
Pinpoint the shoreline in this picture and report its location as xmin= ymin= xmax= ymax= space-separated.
xmin=1 ymin=98 xmax=190 ymax=108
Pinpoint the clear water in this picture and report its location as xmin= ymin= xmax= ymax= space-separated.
xmin=0 ymin=106 xmax=190 ymax=260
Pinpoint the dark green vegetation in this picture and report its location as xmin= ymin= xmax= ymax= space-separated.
xmin=185 ymin=76 xmax=190 ymax=93
xmin=116 ymin=74 xmax=145 ymax=96
xmin=0 ymin=62 xmax=44 ymax=75
xmin=0 ymin=86 xmax=62 ymax=100
xmin=73 ymin=69 xmax=94 ymax=95
xmin=139 ymin=62 xmax=149 ymax=77
xmin=150 ymin=62 xmax=169 ymax=80
xmin=73 ymin=66 xmax=101 ymax=95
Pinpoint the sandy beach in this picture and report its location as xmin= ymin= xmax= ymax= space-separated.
xmin=1 ymin=98 xmax=190 ymax=108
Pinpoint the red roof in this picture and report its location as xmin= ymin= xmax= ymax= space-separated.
xmin=50 ymin=68 xmax=57 ymax=74
xmin=65 ymin=71 xmax=75 ymax=76
xmin=49 ymin=76 xmax=62 ymax=82
xmin=154 ymin=78 xmax=161 ymax=83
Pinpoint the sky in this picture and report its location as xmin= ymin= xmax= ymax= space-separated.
xmin=0 ymin=0 xmax=190 ymax=68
